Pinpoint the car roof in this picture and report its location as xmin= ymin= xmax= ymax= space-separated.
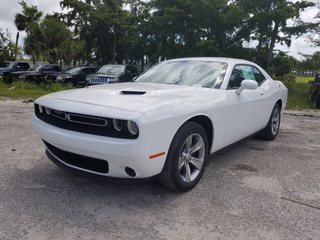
xmin=166 ymin=57 xmax=256 ymax=66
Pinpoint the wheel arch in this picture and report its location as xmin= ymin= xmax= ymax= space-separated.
xmin=186 ymin=115 xmax=214 ymax=155
xmin=276 ymin=99 xmax=283 ymax=110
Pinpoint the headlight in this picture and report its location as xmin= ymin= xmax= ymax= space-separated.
xmin=127 ymin=121 xmax=139 ymax=135
xmin=45 ymin=107 xmax=51 ymax=115
xmin=39 ymin=105 xmax=43 ymax=114
xmin=113 ymin=119 xmax=125 ymax=131
xmin=112 ymin=119 xmax=139 ymax=136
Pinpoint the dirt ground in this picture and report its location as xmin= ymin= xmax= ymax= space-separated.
xmin=0 ymin=100 xmax=319 ymax=240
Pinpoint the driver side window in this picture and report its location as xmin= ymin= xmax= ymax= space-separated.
xmin=228 ymin=65 xmax=265 ymax=89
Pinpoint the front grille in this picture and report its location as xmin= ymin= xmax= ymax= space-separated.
xmin=34 ymin=104 xmax=138 ymax=139
xmin=88 ymin=77 xmax=110 ymax=84
xmin=44 ymin=141 xmax=109 ymax=174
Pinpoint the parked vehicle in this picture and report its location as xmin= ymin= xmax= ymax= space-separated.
xmin=86 ymin=64 xmax=138 ymax=85
xmin=31 ymin=57 xmax=288 ymax=192
xmin=54 ymin=66 xmax=99 ymax=87
xmin=0 ymin=61 xmax=30 ymax=83
xmin=9 ymin=64 xmax=61 ymax=84
xmin=308 ymin=74 xmax=320 ymax=109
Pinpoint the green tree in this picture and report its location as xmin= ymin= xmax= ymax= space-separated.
xmin=25 ymin=16 xmax=73 ymax=65
xmin=0 ymin=29 xmax=16 ymax=62
xmin=238 ymin=0 xmax=315 ymax=67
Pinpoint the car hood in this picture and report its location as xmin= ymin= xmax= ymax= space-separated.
xmin=11 ymin=71 xmax=34 ymax=75
xmin=88 ymin=73 xmax=120 ymax=78
xmin=40 ymin=82 xmax=213 ymax=112
xmin=0 ymin=68 xmax=10 ymax=72
xmin=19 ymin=71 xmax=41 ymax=75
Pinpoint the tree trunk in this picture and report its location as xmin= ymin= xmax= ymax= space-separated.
xmin=256 ymin=32 xmax=263 ymax=64
xmin=32 ymin=49 xmax=36 ymax=65
xmin=14 ymin=32 xmax=19 ymax=60
xmin=112 ymin=32 xmax=117 ymax=64
xmin=267 ymin=21 xmax=280 ymax=67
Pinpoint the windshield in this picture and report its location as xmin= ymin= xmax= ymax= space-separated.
xmin=28 ymin=65 xmax=43 ymax=72
xmin=0 ymin=62 xmax=14 ymax=68
xmin=136 ymin=60 xmax=227 ymax=88
xmin=65 ymin=66 xmax=82 ymax=74
xmin=97 ymin=65 xmax=125 ymax=75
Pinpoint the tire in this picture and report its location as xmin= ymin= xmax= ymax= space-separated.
xmin=314 ymin=94 xmax=320 ymax=109
xmin=66 ymin=82 xmax=74 ymax=88
xmin=159 ymin=122 xmax=208 ymax=192
xmin=260 ymin=103 xmax=281 ymax=141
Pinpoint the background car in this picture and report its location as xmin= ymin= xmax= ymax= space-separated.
xmin=54 ymin=66 xmax=98 ymax=87
xmin=9 ymin=64 xmax=61 ymax=84
xmin=86 ymin=64 xmax=138 ymax=85
xmin=0 ymin=61 xmax=30 ymax=83
xmin=31 ymin=57 xmax=287 ymax=192
xmin=308 ymin=74 xmax=320 ymax=108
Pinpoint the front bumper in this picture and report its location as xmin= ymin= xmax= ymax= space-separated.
xmin=31 ymin=114 xmax=167 ymax=179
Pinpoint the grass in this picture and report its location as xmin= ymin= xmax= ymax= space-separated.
xmin=283 ymin=81 xmax=314 ymax=110
xmin=0 ymin=78 xmax=69 ymax=101
xmin=295 ymin=76 xmax=314 ymax=83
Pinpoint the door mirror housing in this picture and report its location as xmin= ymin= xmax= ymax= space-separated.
xmin=236 ymin=79 xmax=258 ymax=95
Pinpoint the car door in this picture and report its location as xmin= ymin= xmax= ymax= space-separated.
xmin=224 ymin=64 xmax=271 ymax=145
xmin=76 ymin=68 xmax=89 ymax=85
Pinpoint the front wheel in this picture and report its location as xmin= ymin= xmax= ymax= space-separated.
xmin=159 ymin=122 xmax=208 ymax=192
xmin=260 ymin=103 xmax=281 ymax=140
xmin=66 ymin=82 xmax=74 ymax=88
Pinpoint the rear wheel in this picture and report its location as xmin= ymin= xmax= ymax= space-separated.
xmin=159 ymin=122 xmax=208 ymax=192
xmin=260 ymin=103 xmax=281 ymax=141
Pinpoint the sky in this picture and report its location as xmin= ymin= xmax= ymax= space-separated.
xmin=0 ymin=0 xmax=319 ymax=60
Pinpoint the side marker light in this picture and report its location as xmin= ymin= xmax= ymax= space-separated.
xmin=149 ymin=152 xmax=165 ymax=159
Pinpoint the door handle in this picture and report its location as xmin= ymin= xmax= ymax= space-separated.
xmin=260 ymin=91 xmax=264 ymax=96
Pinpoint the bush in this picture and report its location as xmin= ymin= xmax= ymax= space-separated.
xmin=278 ymin=74 xmax=296 ymax=82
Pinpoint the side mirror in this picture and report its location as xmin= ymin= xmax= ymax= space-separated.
xmin=236 ymin=79 xmax=258 ymax=95
xmin=308 ymin=80 xmax=314 ymax=84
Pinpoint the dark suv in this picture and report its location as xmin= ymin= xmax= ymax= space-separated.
xmin=9 ymin=64 xmax=61 ymax=84
xmin=308 ymin=74 xmax=320 ymax=109
xmin=54 ymin=66 xmax=98 ymax=87
xmin=86 ymin=64 xmax=138 ymax=85
xmin=0 ymin=61 xmax=30 ymax=82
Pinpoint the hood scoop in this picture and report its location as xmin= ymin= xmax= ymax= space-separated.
xmin=120 ymin=90 xmax=146 ymax=95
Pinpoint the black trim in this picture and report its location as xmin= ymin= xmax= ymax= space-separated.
xmin=44 ymin=141 xmax=109 ymax=174
xmin=34 ymin=104 xmax=138 ymax=139
xmin=45 ymin=142 xmax=158 ymax=183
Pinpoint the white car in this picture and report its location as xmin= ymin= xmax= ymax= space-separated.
xmin=31 ymin=57 xmax=288 ymax=191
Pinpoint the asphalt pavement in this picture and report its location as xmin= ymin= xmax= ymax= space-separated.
xmin=0 ymin=100 xmax=319 ymax=240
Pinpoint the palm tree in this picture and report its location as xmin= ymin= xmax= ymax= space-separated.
xmin=14 ymin=1 xmax=43 ymax=64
